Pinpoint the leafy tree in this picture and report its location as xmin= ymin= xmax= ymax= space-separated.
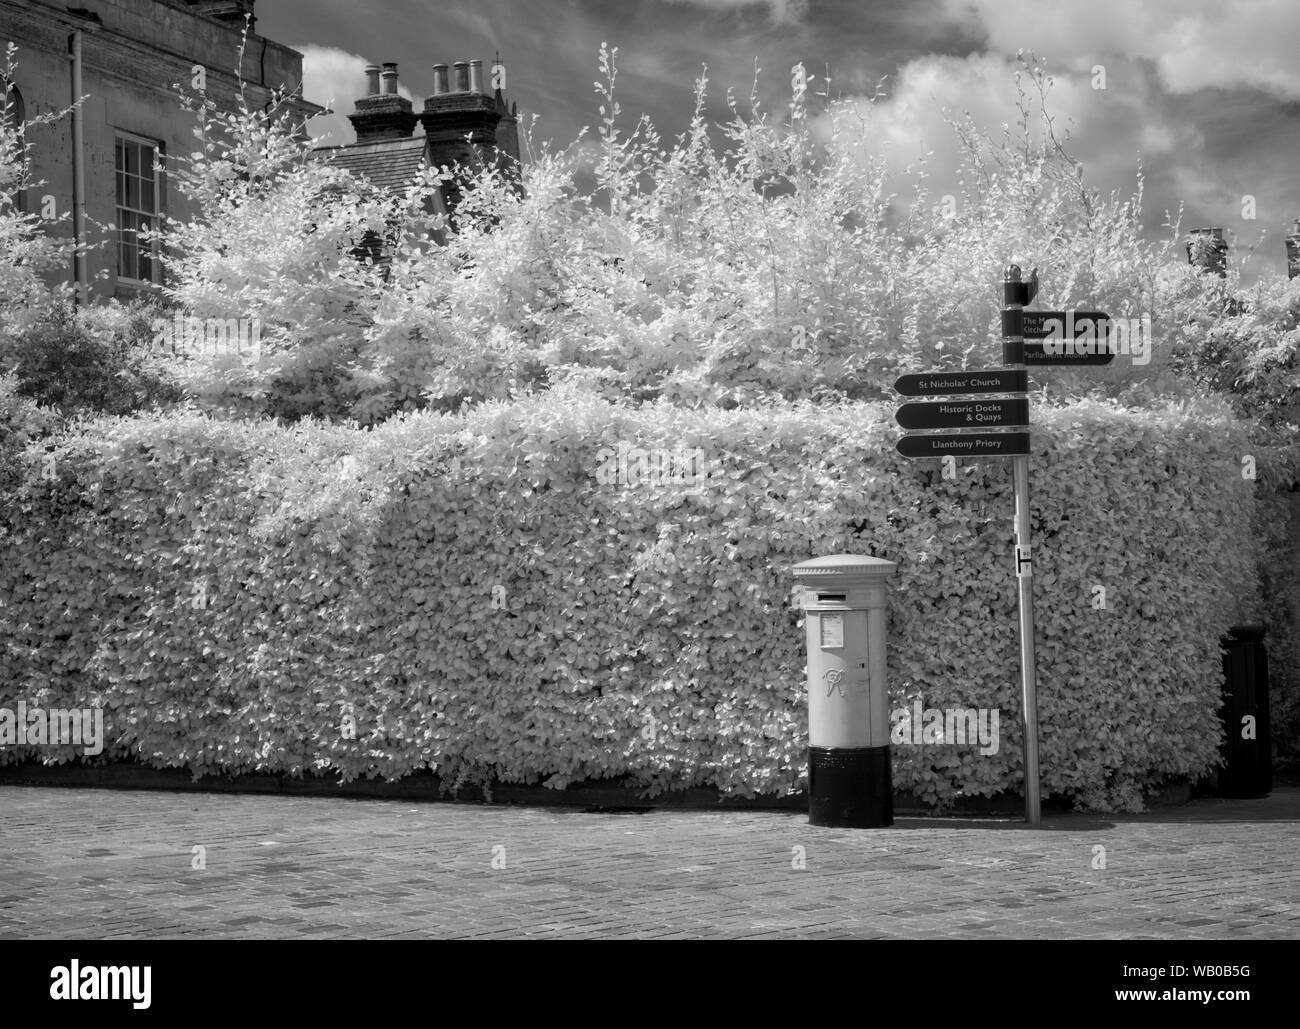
xmin=157 ymin=43 xmax=1298 ymax=432
xmin=357 ymin=49 xmax=1205 ymax=411
xmin=157 ymin=45 xmax=399 ymax=421
xmin=0 ymin=43 xmax=73 ymax=340
xmin=1166 ymin=272 xmax=1300 ymax=440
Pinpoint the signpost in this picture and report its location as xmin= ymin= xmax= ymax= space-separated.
xmin=1002 ymin=310 xmax=1116 ymax=365
xmin=895 ymin=431 xmax=1029 ymax=459
xmin=1002 ymin=309 xmax=1111 ymax=340
xmin=892 ymin=266 xmax=1118 ymax=825
xmin=895 ymin=398 xmax=1029 ymax=431
xmin=894 ymin=368 xmax=1027 ymax=397
xmin=1023 ymin=343 xmax=1115 ymax=366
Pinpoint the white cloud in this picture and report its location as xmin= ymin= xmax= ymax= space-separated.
xmin=660 ymin=0 xmax=809 ymax=26
xmin=295 ymin=44 xmax=420 ymax=146
xmin=942 ymin=0 xmax=1300 ymax=100
xmin=820 ymin=51 xmax=1203 ymax=229
xmin=835 ymin=53 xmax=1103 ymax=168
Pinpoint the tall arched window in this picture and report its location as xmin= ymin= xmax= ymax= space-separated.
xmin=1 ymin=77 xmax=24 ymax=213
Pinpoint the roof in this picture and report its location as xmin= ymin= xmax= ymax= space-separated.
xmin=313 ymin=136 xmax=429 ymax=193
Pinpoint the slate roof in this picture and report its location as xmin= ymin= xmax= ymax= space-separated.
xmin=313 ymin=136 xmax=430 ymax=193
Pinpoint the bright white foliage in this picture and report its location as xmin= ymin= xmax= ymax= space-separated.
xmin=0 ymin=43 xmax=73 ymax=341
xmin=153 ymin=46 xmax=1294 ymax=427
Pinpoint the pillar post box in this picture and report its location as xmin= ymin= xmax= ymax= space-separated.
xmin=792 ymin=554 xmax=897 ymax=828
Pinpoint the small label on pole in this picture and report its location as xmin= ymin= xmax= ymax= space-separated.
xmin=820 ymin=613 xmax=844 ymax=649
xmin=1016 ymin=545 xmax=1032 ymax=578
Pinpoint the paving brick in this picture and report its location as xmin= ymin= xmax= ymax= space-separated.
xmin=0 ymin=784 xmax=1298 ymax=938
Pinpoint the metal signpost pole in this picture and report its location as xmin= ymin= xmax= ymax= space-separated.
xmin=1003 ymin=264 xmax=1042 ymax=824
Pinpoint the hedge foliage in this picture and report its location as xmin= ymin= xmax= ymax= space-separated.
xmin=0 ymin=391 xmax=1266 ymax=810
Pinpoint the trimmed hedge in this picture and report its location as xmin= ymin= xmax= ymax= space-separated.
xmin=0 ymin=391 xmax=1268 ymax=810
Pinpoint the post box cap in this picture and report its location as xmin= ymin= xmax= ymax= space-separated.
xmin=792 ymin=553 xmax=897 ymax=587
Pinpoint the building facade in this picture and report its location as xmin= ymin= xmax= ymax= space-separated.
xmin=0 ymin=0 xmax=318 ymax=300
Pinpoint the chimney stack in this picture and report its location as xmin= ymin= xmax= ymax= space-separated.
xmin=348 ymin=59 xmax=418 ymax=143
xmin=1186 ymin=226 xmax=1228 ymax=277
xmin=419 ymin=55 xmax=523 ymax=212
xmin=1286 ymin=219 xmax=1300 ymax=280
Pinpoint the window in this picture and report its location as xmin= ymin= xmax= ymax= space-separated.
xmin=115 ymin=133 xmax=162 ymax=283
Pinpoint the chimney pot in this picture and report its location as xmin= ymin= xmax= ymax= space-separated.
xmin=453 ymin=61 xmax=470 ymax=92
xmin=469 ymin=59 xmax=483 ymax=93
xmin=432 ymin=63 xmax=449 ymax=96
xmin=364 ymin=64 xmax=381 ymax=96
xmin=382 ymin=62 xmax=399 ymax=94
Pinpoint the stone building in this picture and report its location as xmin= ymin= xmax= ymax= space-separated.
xmin=0 ymin=0 xmax=319 ymax=300
xmin=313 ymin=57 xmax=521 ymax=222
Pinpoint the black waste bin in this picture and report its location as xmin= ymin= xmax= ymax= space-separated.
xmin=1218 ymin=625 xmax=1272 ymax=798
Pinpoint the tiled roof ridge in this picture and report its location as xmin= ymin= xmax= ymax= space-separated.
xmin=314 ymin=136 xmax=427 ymax=155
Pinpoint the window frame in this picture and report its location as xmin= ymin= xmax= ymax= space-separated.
xmin=114 ymin=129 xmax=165 ymax=286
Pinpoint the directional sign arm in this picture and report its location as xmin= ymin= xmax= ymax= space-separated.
xmin=895 ymin=398 xmax=1029 ymax=430
xmin=894 ymin=368 xmax=1028 ymax=397
xmin=896 ymin=431 xmax=1030 ymax=458
xmin=1012 ymin=311 xmax=1116 ymax=365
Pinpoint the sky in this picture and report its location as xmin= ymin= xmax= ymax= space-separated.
xmin=255 ymin=0 xmax=1300 ymax=283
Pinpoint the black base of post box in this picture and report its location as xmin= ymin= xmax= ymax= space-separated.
xmin=808 ymin=745 xmax=893 ymax=828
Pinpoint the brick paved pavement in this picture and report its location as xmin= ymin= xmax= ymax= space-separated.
xmin=0 ymin=784 xmax=1297 ymax=939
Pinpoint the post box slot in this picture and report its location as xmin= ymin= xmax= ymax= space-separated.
xmin=817 ymin=593 xmax=847 ymax=603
